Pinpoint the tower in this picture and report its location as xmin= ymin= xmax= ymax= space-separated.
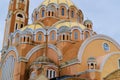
xmin=3 ymin=0 xmax=29 ymax=49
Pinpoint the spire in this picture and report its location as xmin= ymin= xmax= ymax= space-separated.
xmin=2 ymin=0 xmax=29 ymax=48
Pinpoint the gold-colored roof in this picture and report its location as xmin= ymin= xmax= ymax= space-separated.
xmin=41 ymin=0 xmax=74 ymax=7
xmin=21 ymin=24 xmax=43 ymax=31
xmin=53 ymin=21 xmax=86 ymax=30
xmin=21 ymin=21 xmax=85 ymax=31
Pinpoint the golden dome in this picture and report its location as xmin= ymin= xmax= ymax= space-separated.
xmin=84 ymin=19 xmax=93 ymax=25
xmin=53 ymin=21 xmax=86 ymax=30
xmin=41 ymin=0 xmax=74 ymax=7
xmin=21 ymin=24 xmax=43 ymax=31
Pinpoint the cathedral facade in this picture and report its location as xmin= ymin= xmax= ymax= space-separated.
xmin=0 ymin=0 xmax=120 ymax=80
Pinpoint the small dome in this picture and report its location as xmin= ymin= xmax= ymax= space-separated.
xmin=84 ymin=19 xmax=93 ymax=25
xmin=88 ymin=57 xmax=96 ymax=62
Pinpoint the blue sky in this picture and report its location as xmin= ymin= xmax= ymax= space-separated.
xmin=0 ymin=0 xmax=120 ymax=52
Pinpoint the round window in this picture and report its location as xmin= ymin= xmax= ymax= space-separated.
xmin=103 ymin=43 xmax=110 ymax=51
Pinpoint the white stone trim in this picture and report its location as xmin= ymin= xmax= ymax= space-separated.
xmin=23 ymin=28 xmax=34 ymax=34
xmin=59 ymin=3 xmax=69 ymax=10
xmin=71 ymin=26 xmax=82 ymax=33
xmin=16 ymin=12 xmax=25 ymax=20
xmin=47 ymin=28 xmax=57 ymax=35
xmin=25 ymin=44 xmax=63 ymax=60
xmin=12 ymin=30 xmax=21 ymax=37
xmin=7 ymin=46 xmax=19 ymax=60
xmin=1 ymin=46 xmax=19 ymax=64
xmin=35 ymin=28 xmax=46 ymax=34
xmin=38 ymin=5 xmax=46 ymax=11
xmin=82 ymin=29 xmax=92 ymax=40
xmin=47 ymin=28 xmax=57 ymax=41
xmin=71 ymin=26 xmax=82 ymax=40
xmin=100 ymin=52 xmax=120 ymax=71
xmin=77 ymin=34 xmax=120 ymax=63
xmin=34 ymin=28 xmax=46 ymax=41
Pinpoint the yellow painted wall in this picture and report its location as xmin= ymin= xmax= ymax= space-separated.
xmin=101 ymin=54 xmax=120 ymax=79
xmin=79 ymin=39 xmax=120 ymax=72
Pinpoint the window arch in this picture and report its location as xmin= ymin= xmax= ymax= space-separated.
xmin=20 ymin=24 xmax=23 ymax=28
xmin=103 ymin=43 xmax=110 ymax=51
xmin=52 ymin=12 xmax=54 ymax=16
xmin=85 ymin=31 xmax=89 ymax=39
xmin=63 ymin=35 xmax=65 ymax=40
xmin=23 ymin=37 xmax=26 ymax=42
xmin=42 ymin=10 xmax=45 ymax=17
xmin=15 ymin=23 xmax=18 ymax=30
xmin=38 ymin=34 xmax=42 ymax=41
xmin=27 ymin=37 xmax=30 ymax=42
xmin=67 ymin=35 xmax=69 ymax=40
xmin=62 ymin=8 xmax=65 ymax=16
xmin=1 ymin=56 xmax=15 ymax=80
xmin=74 ymin=32 xmax=78 ymax=40
xmin=51 ymin=32 xmax=55 ymax=40
xmin=71 ymin=11 xmax=74 ymax=18
xmin=17 ymin=14 xmax=23 ymax=18
xmin=46 ymin=69 xmax=56 ymax=79
xmin=48 ymin=11 xmax=50 ymax=16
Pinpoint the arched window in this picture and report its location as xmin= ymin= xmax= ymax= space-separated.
xmin=67 ymin=35 xmax=69 ymax=40
xmin=74 ymin=32 xmax=78 ymax=40
xmin=17 ymin=14 xmax=23 ymax=18
xmin=103 ymin=43 xmax=110 ymax=51
xmin=21 ymin=24 xmax=23 ymax=28
xmin=42 ymin=10 xmax=45 ymax=17
xmin=1 ymin=56 xmax=15 ymax=80
xmin=15 ymin=36 xmax=19 ymax=42
xmin=85 ymin=32 xmax=89 ymax=38
xmin=71 ymin=11 xmax=74 ymax=18
xmin=63 ymin=35 xmax=65 ymax=40
xmin=27 ymin=37 xmax=29 ymax=42
xmin=38 ymin=34 xmax=42 ymax=41
xmin=51 ymin=32 xmax=55 ymax=40
xmin=46 ymin=69 xmax=56 ymax=79
xmin=87 ymin=57 xmax=96 ymax=70
xmin=62 ymin=8 xmax=64 ymax=16
xmin=77 ymin=16 xmax=80 ymax=22
xmin=23 ymin=37 xmax=26 ymax=42
xmin=15 ymin=23 xmax=18 ymax=30
xmin=87 ymin=24 xmax=89 ymax=28
xmin=36 ymin=13 xmax=38 ymax=19
xmin=91 ymin=63 xmax=94 ymax=69
xmin=52 ymin=12 xmax=54 ymax=16
xmin=48 ymin=11 xmax=50 ymax=16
